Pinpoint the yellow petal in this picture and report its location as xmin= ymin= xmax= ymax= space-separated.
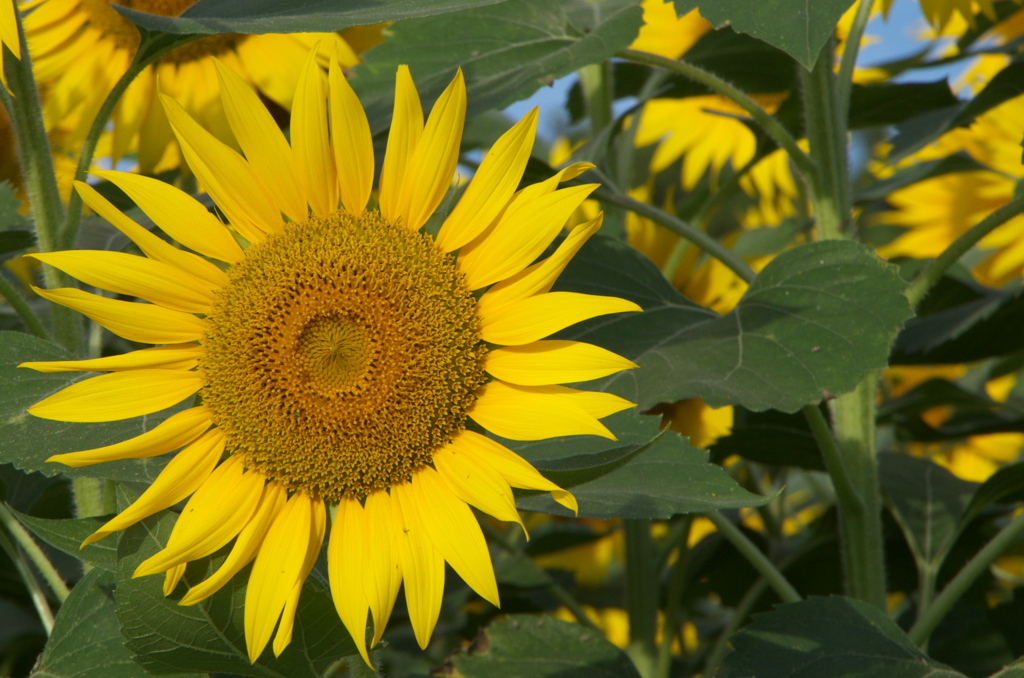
xmin=133 ymin=455 xmax=264 ymax=577
xmin=32 ymin=287 xmax=207 ymax=345
xmin=362 ymin=490 xmax=402 ymax=648
xmin=21 ymin=344 xmax=202 ymax=373
xmin=378 ymin=66 xmax=423 ymax=225
xmin=214 ymin=59 xmax=306 ymax=222
xmin=161 ymin=92 xmax=282 ymax=243
xmin=485 ymin=340 xmax=637 ymax=385
xmin=46 ymin=405 xmax=212 ymax=468
xmin=74 ymin=182 xmax=228 ymax=290
xmin=478 ymin=216 xmax=601 ymax=315
xmin=245 ymin=491 xmax=317 ymax=663
xmin=30 ymin=250 xmax=215 ymax=314
xmin=164 ymin=563 xmax=187 ymax=596
xmin=328 ymin=496 xmax=371 ymax=666
xmin=434 ymin=436 xmax=525 ymax=535
xmin=328 ymin=57 xmax=373 ymax=213
xmin=28 ymin=369 xmax=203 ymax=423
xmin=392 ymin=482 xmax=445 ymax=649
xmin=1 ymin=0 xmax=21 ymax=60
xmin=292 ymin=47 xmax=337 ymax=216
xmin=458 ymin=184 xmax=599 ymax=290
xmin=273 ymin=495 xmax=325 ymax=657
xmin=91 ymin=170 xmax=244 ymax=265
xmin=82 ymin=429 xmax=225 ymax=546
xmin=451 ymin=430 xmax=577 ymax=513
xmin=411 ymin=467 xmax=499 ymax=606
xmin=479 ymin=291 xmax=642 ymax=346
xmin=436 ymin=108 xmax=538 ymax=252
xmin=396 ymin=69 xmax=466 ymax=231
xmin=179 ymin=481 xmax=286 ymax=606
xmin=470 ymin=380 xmax=617 ymax=440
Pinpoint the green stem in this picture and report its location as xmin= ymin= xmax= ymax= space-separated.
xmin=800 ymin=38 xmax=851 ymax=241
xmin=0 ymin=504 xmax=69 ymax=603
xmin=905 ymin=196 xmax=1024 ymax=308
xmin=72 ymin=477 xmax=113 ymax=519
xmin=915 ymin=563 xmax=937 ymax=629
xmin=592 ymin=178 xmax=755 ymax=283
xmin=655 ymin=518 xmax=692 ymax=678
xmin=909 ymin=510 xmax=1024 ymax=645
xmin=702 ymin=577 xmax=769 ymax=676
xmin=801 ymin=404 xmax=864 ymax=519
xmin=836 ymin=0 xmax=874 ymax=119
xmin=58 ymin=31 xmax=199 ymax=250
xmin=618 ymin=48 xmax=815 ymax=182
xmin=0 ymin=272 xmax=50 ymax=339
xmin=706 ymin=512 xmax=800 ymax=604
xmin=829 ymin=374 xmax=887 ymax=609
xmin=1 ymin=9 xmax=81 ymax=354
xmin=0 ymin=524 xmax=55 ymax=633
xmin=579 ymin=61 xmax=614 ymax=137
xmin=625 ymin=520 xmax=658 ymax=678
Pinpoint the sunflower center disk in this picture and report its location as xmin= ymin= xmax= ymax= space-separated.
xmin=201 ymin=211 xmax=487 ymax=503
xmin=84 ymin=0 xmax=239 ymax=61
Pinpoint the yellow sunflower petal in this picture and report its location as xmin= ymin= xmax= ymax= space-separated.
xmin=453 ymin=430 xmax=578 ymax=513
xmin=485 ymin=340 xmax=637 ymax=385
xmin=82 ymin=429 xmax=224 ymax=547
xmin=273 ymin=495 xmax=325 ymax=657
xmin=21 ymin=344 xmax=202 ymax=373
xmin=32 ymin=287 xmax=207 ymax=345
xmin=91 ymin=170 xmax=244 ymax=265
xmin=245 ymin=491 xmax=316 ymax=663
xmin=46 ymin=405 xmax=212 ymax=468
xmin=133 ymin=455 xmax=264 ymax=578
xmin=436 ymin=108 xmax=538 ymax=252
xmin=478 ymin=216 xmax=602 ymax=315
xmin=164 ymin=563 xmax=187 ymax=596
xmin=479 ymin=291 xmax=642 ymax=346
xmin=328 ymin=57 xmax=373 ymax=213
xmin=292 ymin=47 xmax=337 ymax=216
xmin=161 ymin=92 xmax=282 ymax=243
xmin=74 ymin=182 xmax=228 ymax=290
xmin=396 ymin=69 xmax=466 ymax=231
xmin=363 ymin=490 xmax=402 ymax=648
xmin=28 ymin=369 xmax=202 ymax=423
xmin=328 ymin=496 xmax=371 ymax=666
xmin=213 ymin=59 xmax=306 ymax=222
xmin=434 ymin=436 xmax=525 ymax=534
xmin=179 ymin=482 xmax=287 ymax=606
xmin=378 ymin=65 xmax=423 ymax=225
xmin=470 ymin=380 xmax=617 ymax=441
xmin=29 ymin=250 xmax=216 ymax=314
xmin=1 ymin=0 xmax=21 ymax=60
xmin=392 ymin=481 xmax=445 ymax=650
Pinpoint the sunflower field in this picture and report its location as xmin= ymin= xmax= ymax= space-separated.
xmin=2 ymin=0 xmax=1024 ymax=676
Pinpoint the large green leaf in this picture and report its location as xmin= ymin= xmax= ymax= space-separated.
xmin=718 ymin=596 xmax=966 ymax=678
xmin=556 ymin=237 xmax=912 ymax=413
xmin=351 ymin=0 xmax=644 ymax=131
xmin=114 ymin=488 xmax=358 ymax=678
xmin=673 ymin=0 xmax=857 ymax=69
xmin=32 ymin=567 xmax=202 ymax=678
xmin=512 ymin=410 xmax=767 ymax=519
xmin=452 ymin=614 xmax=641 ymax=678
xmin=0 ymin=331 xmax=178 ymax=483
xmin=710 ymin=408 xmax=823 ymax=471
xmin=13 ymin=511 xmax=116 ymax=572
xmin=118 ymin=0 xmax=506 ymax=34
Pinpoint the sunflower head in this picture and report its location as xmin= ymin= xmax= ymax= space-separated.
xmin=22 ymin=48 xmax=640 ymax=666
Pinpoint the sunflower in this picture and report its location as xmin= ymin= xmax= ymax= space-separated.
xmin=20 ymin=52 xmax=641 ymax=665
xmin=23 ymin=0 xmax=377 ymax=172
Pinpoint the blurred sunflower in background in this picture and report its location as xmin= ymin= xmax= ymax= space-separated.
xmin=1 ymin=0 xmax=19 ymax=89
xmin=19 ymin=50 xmax=643 ymax=664
xmin=23 ymin=0 xmax=382 ymax=172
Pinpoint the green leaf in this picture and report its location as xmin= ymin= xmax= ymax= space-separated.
xmin=879 ymin=454 xmax=978 ymax=569
xmin=513 ymin=410 xmax=767 ymax=519
xmin=0 ymin=331 xmax=179 ymax=483
xmin=558 ymin=237 xmax=913 ymax=413
xmin=0 ymin=182 xmax=27 ymax=231
xmin=12 ymin=511 xmax=116 ymax=572
xmin=673 ymin=0 xmax=856 ymax=69
xmin=452 ymin=614 xmax=641 ymax=678
xmin=118 ymin=0 xmax=506 ymax=34
xmin=962 ymin=462 xmax=1024 ymax=525
xmin=848 ymin=80 xmax=959 ymax=129
xmin=351 ymin=0 xmax=644 ymax=132
xmin=32 ymin=567 xmax=202 ymax=678
xmin=0 ymin=230 xmax=35 ymax=260
xmin=711 ymin=408 xmax=823 ymax=471
xmin=114 ymin=487 xmax=358 ymax=678
xmin=718 ymin=596 xmax=967 ymax=678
